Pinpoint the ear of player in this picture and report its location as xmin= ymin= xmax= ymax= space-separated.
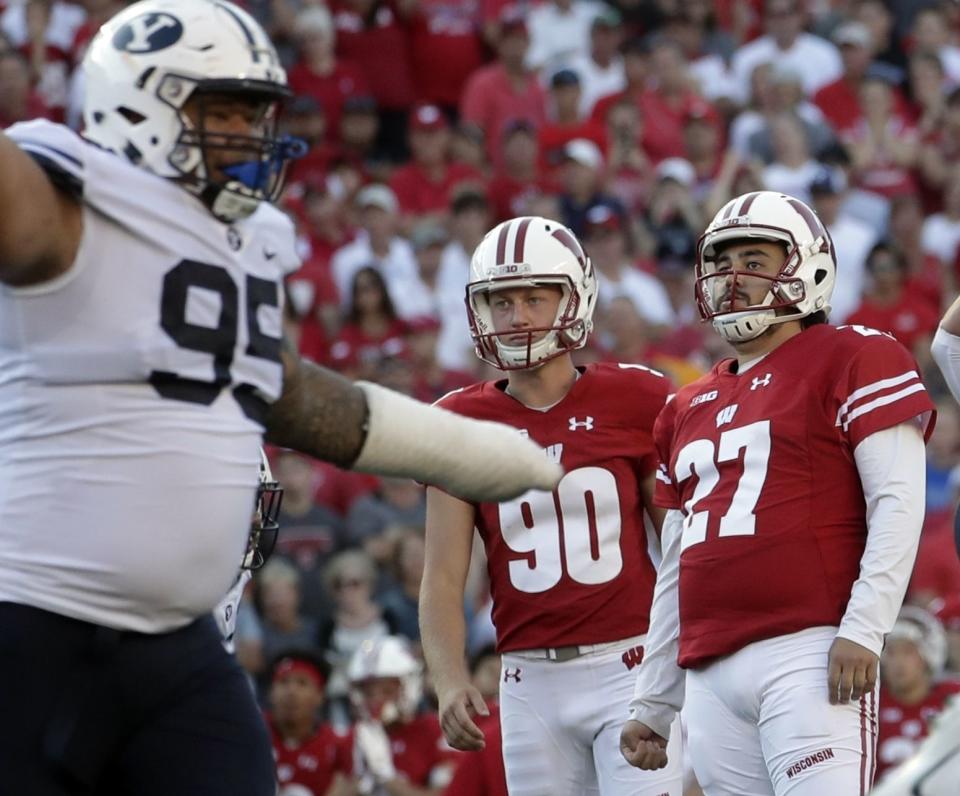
xmin=352 ymin=382 xmax=563 ymax=501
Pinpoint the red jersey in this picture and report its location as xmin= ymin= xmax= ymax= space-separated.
xmin=436 ymin=362 xmax=673 ymax=652
xmin=389 ymin=162 xmax=485 ymax=216
xmin=876 ymin=680 xmax=960 ymax=779
xmin=270 ymin=720 xmax=352 ymax=795
xmin=347 ymin=713 xmax=457 ymax=786
xmin=844 ymin=294 xmax=940 ymax=354
xmin=653 ymin=325 xmax=936 ymax=668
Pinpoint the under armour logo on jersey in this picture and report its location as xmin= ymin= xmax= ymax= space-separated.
xmin=621 ymin=645 xmax=644 ymax=671
xmin=569 ymin=416 xmax=594 ymax=431
xmin=263 ymin=247 xmax=277 ymax=261
xmin=716 ymin=404 xmax=739 ymax=428
xmin=503 ymin=668 xmax=522 ymax=683
xmin=112 ymin=12 xmax=183 ymax=53
xmin=751 ymin=373 xmax=773 ymax=390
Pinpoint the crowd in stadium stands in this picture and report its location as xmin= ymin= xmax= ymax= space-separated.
xmin=5 ymin=0 xmax=960 ymax=792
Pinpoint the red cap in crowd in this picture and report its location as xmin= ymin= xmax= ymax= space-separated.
xmin=584 ymin=204 xmax=622 ymax=234
xmin=272 ymin=657 xmax=326 ymax=690
xmin=411 ymin=103 xmax=448 ymax=133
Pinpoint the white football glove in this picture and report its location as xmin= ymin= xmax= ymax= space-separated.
xmin=355 ymin=720 xmax=396 ymax=786
xmin=353 ymin=382 xmax=563 ymax=502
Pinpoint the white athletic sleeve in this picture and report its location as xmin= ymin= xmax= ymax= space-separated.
xmin=627 ymin=509 xmax=685 ymax=740
xmin=932 ymin=326 xmax=960 ymax=406
xmin=838 ymin=421 xmax=927 ymax=656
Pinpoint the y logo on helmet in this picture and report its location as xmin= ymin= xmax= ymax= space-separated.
xmin=112 ymin=13 xmax=183 ymax=54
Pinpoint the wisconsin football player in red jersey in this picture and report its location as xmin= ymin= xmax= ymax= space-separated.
xmin=621 ymin=191 xmax=937 ymax=796
xmin=419 ymin=216 xmax=682 ymax=795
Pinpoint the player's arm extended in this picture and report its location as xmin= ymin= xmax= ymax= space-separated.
xmin=419 ymin=486 xmax=489 ymax=751
xmin=931 ymin=302 xmax=960 ymax=404
xmin=626 ymin=508 xmax=686 ymax=739
xmin=838 ymin=422 xmax=927 ymax=657
xmin=0 ymin=131 xmax=81 ymax=286
xmin=265 ymin=341 xmax=562 ymax=502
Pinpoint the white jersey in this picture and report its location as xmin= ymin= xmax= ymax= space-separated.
xmin=0 ymin=120 xmax=299 ymax=633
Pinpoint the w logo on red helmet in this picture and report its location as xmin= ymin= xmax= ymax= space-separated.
xmin=621 ymin=645 xmax=644 ymax=671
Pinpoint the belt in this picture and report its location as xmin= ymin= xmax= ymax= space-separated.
xmin=509 ymin=634 xmax=646 ymax=663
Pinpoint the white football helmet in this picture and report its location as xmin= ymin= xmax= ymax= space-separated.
xmin=696 ymin=191 xmax=837 ymax=343
xmin=82 ymin=0 xmax=305 ymax=222
xmin=347 ymin=636 xmax=423 ymax=724
xmin=242 ymin=448 xmax=283 ymax=571
xmin=887 ymin=606 xmax=948 ymax=676
xmin=466 ymin=216 xmax=598 ymax=370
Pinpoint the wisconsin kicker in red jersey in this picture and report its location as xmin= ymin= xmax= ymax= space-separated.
xmin=420 ymin=215 xmax=683 ymax=796
xmin=622 ymin=191 xmax=936 ymax=796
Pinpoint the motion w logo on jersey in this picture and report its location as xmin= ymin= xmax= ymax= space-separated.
xmin=621 ymin=645 xmax=644 ymax=671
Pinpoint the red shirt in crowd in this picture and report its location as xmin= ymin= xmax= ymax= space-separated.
xmin=844 ymin=293 xmax=940 ymax=354
xmin=487 ymin=171 xmax=558 ymax=222
xmin=408 ymin=0 xmax=485 ymax=108
xmin=442 ymin=706 xmax=508 ymax=796
xmin=536 ymin=121 xmax=607 ymax=174
xmin=332 ymin=0 xmax=415 ymax=110
xmin=345 ymin=714 xmax=458 ymax=786
xmin=389 ymin=162 xmax=485 ymax=216
xmin=288 ymin=59 xmax=371 ymax=142
xmin=814 ymin=79 xmax=910 ymax=135
xmin=269 ymin=719 xmax=353 ymax=795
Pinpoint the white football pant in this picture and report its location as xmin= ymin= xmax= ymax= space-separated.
xmin=500 ymin=635 xmax=683 ymax=796
xmin=685 ymin=626 xmax=878 ymax=796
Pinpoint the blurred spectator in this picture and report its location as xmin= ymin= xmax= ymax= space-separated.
xmin=807 ymin=167 xmax=877 ymax=324
xmin=923 ymin=401 xmax=960 ymax=519
xmin=812 ymin=21 xmax=879 ymax=134
xmin=557 ymin=137 xmax=624 ymax=236
xmin=332 ymin=0 xmax=417 ymax=161
xmin=842 ymin=73 xmax=919 ymax=218
xmin=603 ymin=99 xmax=652 ymax=216
xmin=908 ymin=50 xmax=947 ymax=144
xmin=344 ymin=636 xmax=458 ymax=791
xmin=0 ymin=47 xmax=50 ymax=127
xmin=730 ymin=0 xmax=842 ymax=105
xmin=845 ymin=241 xmax=940 ymax=355
xmin=1 ymin=0 xmax=86 ymax=122
xmin=257 ymin=558 xmax=322 ymax=672
xmin=347 ymin=478 xmax=426 ymax=546
xmin=855 ymin=0 xmax=907 ymax=76
xmin=643 ymin=159 xmax=702 ymax=263
xmin=271 ymin=450 xmax=348 ymax=620
xmin=565 ymin=8 xmax=626 ymax=118
xmin=335 ymin=93 xmax=383 ymax=173
xmin=921 ymin=164 xmax=960 ymax=266
xmin=918 ymin=86 xmax=960 ymax=208
xmin=930 ymin=596 xmax=960 ymax=676
xmin=876 ymin=606 xmax=960 ymax=782
xmin=525 ymin=0 xmax=599 ymax=74
xmin=408 ymin=0 xmax=485 ymax=113
xmin=911 ymin=5 xmax=960 ymax=87
xmin=284 ymin=95 xmax=333 ymax=188
xmin=266 ymin=650 xmax=353 ymax=796
xmin=390 ymin=103 xmax=484 ymax=229
xmin=488 ymin=118 xmax=552 ymax=222
xmin=377 ymin=528 xmax=427 ymax=641
xmin=703 ymin=148 xmax=766 ymax=220
xmin=582 ymin=203 xmax=673 ymax=331
xmin=405 ymin=315 xmax=476 ymax=402
xmin=673 ymin=0 xmax=740 ymax=106
xmin=889 ymin=192 xmax=946 ymax=313
xmin=287 ymin=180 xmax=350 ymax=364
xmin=683 ymin=106 xmax=723 ymax=201
xmin=317 ymin=550 xmax=401 ymax=709
xmin=461 ymin=8 xmax=548 ymax=168
xmin=538 ymin=68 xmax=606 ymax=173
xmin=287 ymin=5 xmax=370 ymax=149
xmin=761 ymin=112 xmax=821 ymax=202
xmin=330 ymin=184 xmax=420 ymax=313
xmin=737 ymin=64 xmax=835 ymax=164
xmin=590 ymin=33 xmax=650 ymax=130
xmin=450 ymin=122 xmax=490 ymax=175
xmin=329 ymin=266 xmax=408 ymax=378
xmin=638 ymin=35 xmax=719 ymax=163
